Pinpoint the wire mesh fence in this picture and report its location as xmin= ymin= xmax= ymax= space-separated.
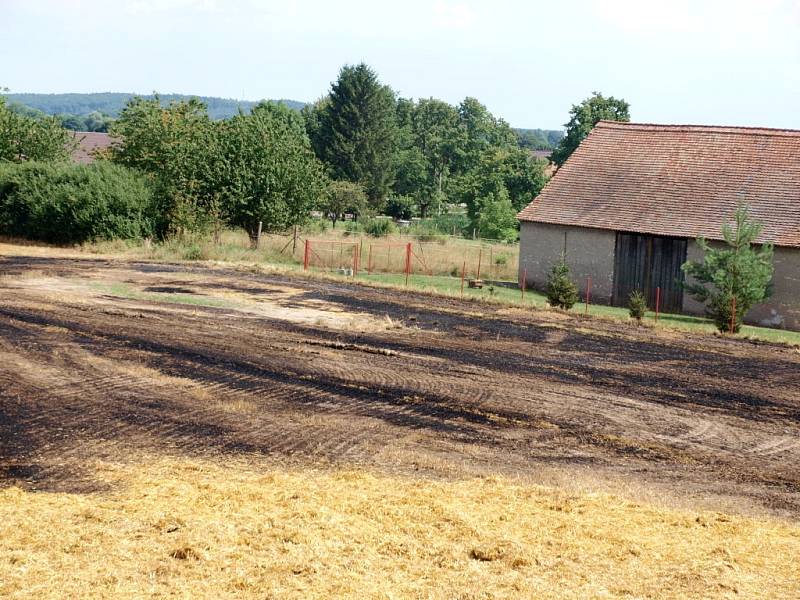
xmin=302 ymin=236 xmax=519 ymax=284
xmin=303 ymin=239 xmax=360 ymax=275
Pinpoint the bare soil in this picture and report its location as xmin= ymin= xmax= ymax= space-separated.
xmin=1 ymin=251 xmax=799 ymax=517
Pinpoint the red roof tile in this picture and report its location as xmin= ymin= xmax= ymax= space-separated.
xmin=517 ymin=121 xmax=800 ymax=247
xmin=70 ymin=132 xmax=115 ymax=164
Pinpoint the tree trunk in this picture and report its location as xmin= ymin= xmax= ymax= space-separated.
xmin=247 ymin=222 xmax=262 ymax=249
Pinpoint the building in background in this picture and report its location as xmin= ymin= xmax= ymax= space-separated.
xmin=517 ymin=121 xmax=800 ymax=330
xmin=69 ymin=132 xmax=114 ymax=164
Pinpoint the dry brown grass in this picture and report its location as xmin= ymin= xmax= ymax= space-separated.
xmin=1 ymin=457 xmax=798 ymax=599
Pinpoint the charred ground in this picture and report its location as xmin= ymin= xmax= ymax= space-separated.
xmin=1 ymin=253 xmax=799 ymax=516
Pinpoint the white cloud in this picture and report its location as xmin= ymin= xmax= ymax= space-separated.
xmin=587 ymin=0 xmax=800 ymax=52
xmin=124 ymin=0 xmax=219 ymax=15
xmin=432 ymin=1 xmax=477 ymax=30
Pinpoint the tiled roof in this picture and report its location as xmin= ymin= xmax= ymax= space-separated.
xmin=70 ymin=132 xmax=115 ymax=164
xmin=517 ymin=121 xmax=800 ymax=247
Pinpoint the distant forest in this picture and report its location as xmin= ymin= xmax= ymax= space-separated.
xmin=5 ymin=93 xmax=305 ymax=119
xmin=5 ymin=92 xmax=563 ymax=148
xmin=515 ymin=128 xmax=564 ymax=151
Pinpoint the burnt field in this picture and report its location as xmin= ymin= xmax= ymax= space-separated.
xmin=1 ymin=251 xmax=799 ymax=517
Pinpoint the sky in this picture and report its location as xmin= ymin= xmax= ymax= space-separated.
xmin=3 ymin=0 xmax=800 ymax=129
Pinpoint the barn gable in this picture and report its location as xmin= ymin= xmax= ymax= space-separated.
xmin=517 ymin=121 xmax=800 ymax=329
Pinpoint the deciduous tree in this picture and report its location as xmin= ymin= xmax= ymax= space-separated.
xmin=0 ymin=94 xmax=74 ymax=163
xmin=109 ymin=95 xmax=218 ymax=235
xmin=325 ymin=180 xmax=367 ymax=228
xmin=551 ymin=92 xmax=629 ymax=166
xmin=216 ymin=102 xmax=327 ymax=245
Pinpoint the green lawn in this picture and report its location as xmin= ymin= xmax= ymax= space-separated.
xmin=342 ymin=270 xmax=800 ymax=346
xmin=89 ymin=281 xmax=235 ymax=308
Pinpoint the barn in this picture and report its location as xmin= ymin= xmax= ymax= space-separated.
xmin=517 ymin=121 xmax=800 ymax=330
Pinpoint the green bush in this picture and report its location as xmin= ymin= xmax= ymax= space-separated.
xmin=362 ymin=218 xmax=396 ymax=237
xmin=628 ymin=290 xmax=647 ymax=322
xmin=473 ymin=188 xmax=518 ymax=243
xmin=430 ymin=212 xmax=470 ymax=237
xmin=0 ymin=161 xmax=154 ymax=244
xmin=342 ymin=220 xmax=363 ymax=236
xmin=408 ymin=219 xmax=446 ymax=243
xmin=385 ymin=195 xmax=415 ymax=220
xmin=546 ymin=258 xmax=578 ymax=310
xmin=303 ymin=218 xmax=330 ymax=234
xmin=181 ymin=243 xmax=205 ymax=261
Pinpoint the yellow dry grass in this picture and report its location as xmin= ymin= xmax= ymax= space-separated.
xmin=1 ymin=457 xmax=798 ymax=599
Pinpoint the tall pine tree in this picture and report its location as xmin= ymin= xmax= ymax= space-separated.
xmin=682 ymin=205 xmax=774 ymax=333
xmin=317 ymin=63 xmax=398 ymax=209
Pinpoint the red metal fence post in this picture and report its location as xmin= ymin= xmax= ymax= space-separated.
xmin=730 ymin=295 xmax=737 ymax=334
xmin=405 ymin=242 xmax=412 ymax=286
xmin=352 ymin=244 xmax=358 ymax=277
xmin=460 ymin=261 xmax=466 ymax=299
xmin=521 ymin=268 xmax=527 ymax=302
xmin=476 ymin=247 xmax=483 ymax=281
xmin=303 ymin=239 xmax=310 ymax=271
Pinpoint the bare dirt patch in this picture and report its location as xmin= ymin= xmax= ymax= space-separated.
xmin=0 ymin=252 xmax=799 ymax=518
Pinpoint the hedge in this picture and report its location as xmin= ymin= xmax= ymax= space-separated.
xmin=0 ymin=161 xmax=154 ymax=244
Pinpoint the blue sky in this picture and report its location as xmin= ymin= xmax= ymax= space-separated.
xmin=3 ymin=0 xmax=799 ymax=129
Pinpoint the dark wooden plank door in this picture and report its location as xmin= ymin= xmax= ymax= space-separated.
xmin=613 ymin=233 xmax=687 ymax=313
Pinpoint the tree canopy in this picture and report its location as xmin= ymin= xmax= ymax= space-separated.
xmin=109 ymin=96 xmax=325 ymax=239
xmin=550 ymin=92 xmax=630 ymax=166
xmin=109 ymin=96 xmax=218 ymax=234
xmin=0 ymin=95 xmax=74 ymax=163
xmin=310 ymin=63 xmax=398 ymax=207
xmin=3 ymin=64 xmax=561 ymax=244
xmin=216 ymin=102 xmax=327 ymax=243
xmin=304 ymin=75 xmax=549 ymax=237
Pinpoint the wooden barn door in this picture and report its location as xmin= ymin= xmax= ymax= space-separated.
xmin=612 ymin=233 xmax=687 ymax=313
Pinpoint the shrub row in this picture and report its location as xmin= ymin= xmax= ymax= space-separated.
xmin=0 ymin=161 xmax=154 ymax=244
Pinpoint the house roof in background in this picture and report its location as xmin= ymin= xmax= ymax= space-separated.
xmin=518 ymin=121 xmax=800 ymax=247
xmin=70 ymin=132 xmax=115 ymax=164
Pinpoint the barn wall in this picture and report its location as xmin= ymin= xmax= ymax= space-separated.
xmin=518 ymin=222 xmax=616 ymax=301
xmin=521 ymin=224 xmax=800 ymax=331
xmin=684 ymin=242 xmax=800 ymax=330
xmin=682 ymin=240 xmax=713 ymax=316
